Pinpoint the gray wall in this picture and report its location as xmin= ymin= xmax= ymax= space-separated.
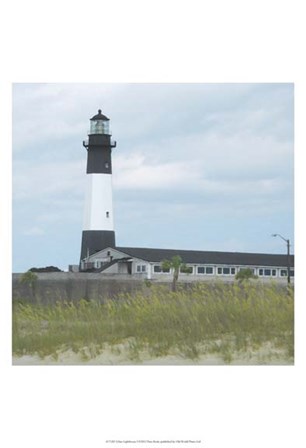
xmin=12 ymin=272 xmax=290 ymax=305
xmin=12 ymin=273 xmax=148 ymax=304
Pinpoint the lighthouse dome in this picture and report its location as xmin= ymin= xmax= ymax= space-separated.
xmin=90 ymin=109 xmax=110 ymax=121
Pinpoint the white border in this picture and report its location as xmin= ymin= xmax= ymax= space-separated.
xmin=2 ymin=1 xmax=305 ymax=448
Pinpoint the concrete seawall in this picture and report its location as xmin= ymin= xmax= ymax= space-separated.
xmin=12 ymin=272 xmax=290 ymax=304
xmin=12 ymin=273 xmax=148 ymax=304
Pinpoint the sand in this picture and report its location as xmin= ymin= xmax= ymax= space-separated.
xmin=12 ymin=341 xmax=293 ymax=366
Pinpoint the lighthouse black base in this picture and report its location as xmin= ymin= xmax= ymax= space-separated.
xmin=80 ymin=230 xmax=116 ymax=261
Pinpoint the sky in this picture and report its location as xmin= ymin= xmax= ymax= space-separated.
xmin=12 ymin=83 xmax=294 ymax=272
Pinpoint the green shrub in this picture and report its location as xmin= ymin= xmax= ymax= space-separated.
xmin=235 ymin=268 xmax=258 ymax=283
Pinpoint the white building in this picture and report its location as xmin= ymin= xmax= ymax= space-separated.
xmin=80 ymin=246 xmax=294 ymax=282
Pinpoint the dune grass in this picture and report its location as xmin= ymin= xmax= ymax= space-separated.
xmin=12 ymin=282 xmax=294 ymax=363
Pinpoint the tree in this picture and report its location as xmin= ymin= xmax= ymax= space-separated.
xmin=20 ymin=270 xmax=38 ymax=299
xmin=29 ymin=266 xmax=62 ymax=273
xmin=162 ymin=255 xmax=191 ymax=292
xmin=235 ymin=268 xmax=258 ymax=283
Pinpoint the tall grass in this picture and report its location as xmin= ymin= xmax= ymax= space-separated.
xmin=12 ymin=282 xmax=294 ymax=363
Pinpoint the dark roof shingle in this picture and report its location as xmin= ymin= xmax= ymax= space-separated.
xmin=116 ymin=246 xmax=294 ymax=268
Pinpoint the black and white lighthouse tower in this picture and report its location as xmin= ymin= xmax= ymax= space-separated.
xmin=80 ymin=109 xmax=116 ymax=262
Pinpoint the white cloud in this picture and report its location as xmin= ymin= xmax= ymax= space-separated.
xmin=113 ymin=153 xmax=201 ymax=190
xmin=23 ymin=226 xmax=45 ymax=236
xmin=13 ymin=159 xmax=84 ymax=200
xmin=12 ymin=83 xmax=127 ymax=151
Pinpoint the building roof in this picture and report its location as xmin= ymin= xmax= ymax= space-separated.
xmin=90 ymin=109 xmax=110 ymax=121
xmin=115 ymin=246 xmax=294 ymax=268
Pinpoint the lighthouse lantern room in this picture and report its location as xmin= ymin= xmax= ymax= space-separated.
xmin=80 ymin=109 xmax=116 ymax=263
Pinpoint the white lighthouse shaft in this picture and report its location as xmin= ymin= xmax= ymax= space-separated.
xmin=83 ymin=173 xmax=114 ymax=231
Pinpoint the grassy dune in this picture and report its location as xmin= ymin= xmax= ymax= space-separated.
xmin=12 ymin=282 xmax=294 ymax=364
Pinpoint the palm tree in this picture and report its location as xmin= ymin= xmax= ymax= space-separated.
xmin=162 ymin=255 xmax=191 ymax=292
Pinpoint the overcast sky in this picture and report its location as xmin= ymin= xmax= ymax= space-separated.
xmin=12 ymin=83 xmax=294 ymax=272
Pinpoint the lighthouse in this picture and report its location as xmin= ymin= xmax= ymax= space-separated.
xmin=80 ymin=109 xmax=116 ymax=262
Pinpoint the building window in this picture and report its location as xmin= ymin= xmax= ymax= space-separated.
xmin=281 ymin=269 xmax=295 ymax=277
xmin=180 ymin=266 xmax=193 ymax=274
xmin=259 ymin=268 xmax=276 ymax=277
xmin=239 ymin=267 xmax=255 ymax=274
xmin=154 ymin=265 xmax=170 ymax=273
xmin=280 ymin=269 xmax=294 ymax=278
xmin=136 ymin=265 xmax=146 ymax=273
xmin=197 ymin=266 xmax=214 ymax=275
xmin=217 ymin=267 xmax=234 ymax=275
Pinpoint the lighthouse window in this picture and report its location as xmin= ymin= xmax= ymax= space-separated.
xmin=105 ymin=162 xmax=109 ymax=169
xmin=90 ymin=121 xmax=110 ymax=135
xmin=106 ymin=211 xmax=109 ymax=218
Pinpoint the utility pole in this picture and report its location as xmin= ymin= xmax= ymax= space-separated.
xmin=272 ymin=234 xmax=291 ymax=284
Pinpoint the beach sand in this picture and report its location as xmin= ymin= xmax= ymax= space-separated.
xmin=12 ymin=341 xmax=293 ymax=366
